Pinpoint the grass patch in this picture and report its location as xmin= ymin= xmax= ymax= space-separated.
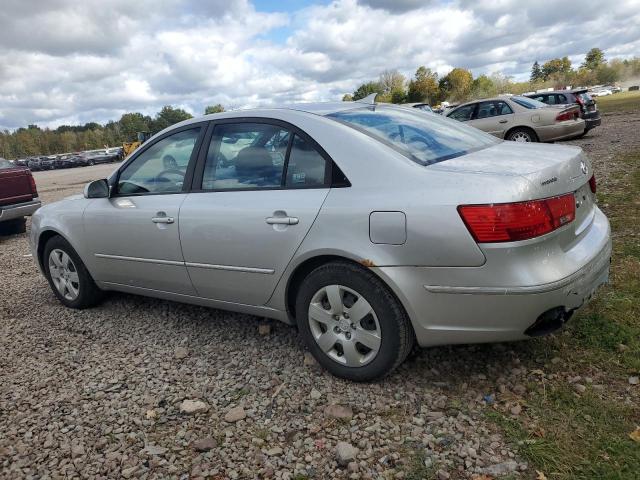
xmin=485 ymin=148 xmax=640 ymax=479
xmin=596 ymin=90 xmax=640 ymax=113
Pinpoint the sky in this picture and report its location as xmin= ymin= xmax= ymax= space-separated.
xmin=1 ymin=0 xmax=639 ymax=130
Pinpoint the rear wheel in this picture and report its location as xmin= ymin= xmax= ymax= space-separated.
xmin=296 ymin=262 xmax=414 ymax=381
xmin=43 ymin=236 xmax=104 ymax=309
xmin=506 ymin=128 xmax=538 ymax=143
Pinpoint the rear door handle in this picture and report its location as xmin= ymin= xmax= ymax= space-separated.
xmin=266 ymin=216 xmax=299 ymax=225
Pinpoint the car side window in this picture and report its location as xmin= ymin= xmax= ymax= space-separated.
xmin=117 ymin=128 xmax=200 ymax=195
xmin=202 ymin=123 xmax=288 ymax=190
xmin=449 ymin=104 xmax=475 ymax=121
xmin=285 ymin=134 xmax=329 ymax=188
xmin=496 ymin=101 xmax=513 ymax=115
xmin=532 ymin=95 xmax=548 ymax=104
xmin=557 ymin=94 xmax=567 ymax=103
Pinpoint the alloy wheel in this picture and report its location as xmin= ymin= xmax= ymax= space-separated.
xmin=511 ymin=131 xmax=532 ymax=142
xmin=48 ymin=249 xmax=80 ymax=301
xmin=308 ymin=284 xmax=381 ymax=367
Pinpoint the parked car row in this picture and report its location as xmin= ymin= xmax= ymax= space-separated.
xmin=13 ymin=148 xmax=123 ymax=171
xmin=444 ymin=95 xmax=585 ymax=142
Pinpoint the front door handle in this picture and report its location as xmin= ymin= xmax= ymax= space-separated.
xmin=499 ymin=119 xmax=508 ymax=124
xmin=266 ymin=216 xmax=299 ymax=225
xmin=152 ymin=212 xmax=174 ymax=224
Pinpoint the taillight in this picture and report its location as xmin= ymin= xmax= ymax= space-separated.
xmin=28 ymin=173 xmax=38 ymax=197
xmin=458 ymin=194 xmax=576 ymax=243
xmin=555 ymin=109 xmax=578 ymax=122
xmin=588 ymin=174 xmax=596 ymax=194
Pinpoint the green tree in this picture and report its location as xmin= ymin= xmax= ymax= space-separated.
xmin=378 ymin=69 xmax=406 ymax=103
xmin=530 ymin=61 xmax=544 ymax=82
xmin=542 ymin=57 xmax=572 ymax=80
xmin=582 ymin=48 xmax=605 ymax=71
xmin=342 ymin=93 xmax=353 ymax=101
xmin=471 ymin=75 xmax=496 ymax=98
xmin=352 ymin=81 xmax=383 ymax=101
xmin=150 ymin=106 xmax=192 ymax=133
xmin=439 ymin=68 xmax=473 ymax=102
xmin=407 ymin=66 xmax=439 ymax=103
xmin=205 ymin=104 xmax=225 ymax=114
xmin=595 ymin=64 xmax=619 ymax=84
xmin=118 ymin=112 xmax=151 ymax=142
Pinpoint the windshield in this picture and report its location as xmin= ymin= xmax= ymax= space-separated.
xmin=511 ymin=96 xmax=547 ymax=109
xmin=327 ymin=106 xmax=498 ymax=166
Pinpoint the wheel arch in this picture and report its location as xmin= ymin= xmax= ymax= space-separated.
xmin=284 ymin=254 xmax=412 ymax=332
xmin=505 ymin=125 xmax=539 ymax=142
xmin=36 ymin=229 xmax=75 ymax=272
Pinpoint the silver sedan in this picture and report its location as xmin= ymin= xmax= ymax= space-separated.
xmin=30 ymin=98 xmax=611 ymax=381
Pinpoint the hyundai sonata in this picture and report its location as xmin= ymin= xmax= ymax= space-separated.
xmin=30 ymin=96 xmax=611 ymax=381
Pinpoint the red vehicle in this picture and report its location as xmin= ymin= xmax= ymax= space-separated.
xmin=0 ymin=158 xmax=41 ymax=234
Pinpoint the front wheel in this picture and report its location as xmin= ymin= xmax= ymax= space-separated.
xmin=43 ymin=236 xmax=104 ymax=309
xmin=506 ymin=128 xmax=538 ymax=143
xmin=296 ymin=262 xmax=414 ymax=381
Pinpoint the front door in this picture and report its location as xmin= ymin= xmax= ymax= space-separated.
xmin=179 ymin=121 xmax=331 ymax=305
xmin=84 ymin=126 xmax=204 ymax=294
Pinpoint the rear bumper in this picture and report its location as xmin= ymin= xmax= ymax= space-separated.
xmin=0 ymin=198 xmax=41 ymax=222
xmin=373 ymin=207 xmax=611 ymax=347
xmin=536 ymin=121 xmax=585 ymax=142
xmin=584 ymin=116 xmax=601 ymax=131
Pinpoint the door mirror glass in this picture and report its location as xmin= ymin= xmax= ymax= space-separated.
xmin=84 ymin=179 xmax=109 ymax=198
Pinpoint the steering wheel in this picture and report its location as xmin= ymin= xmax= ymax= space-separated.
xmin=154 ymin=168 xmax=185 ymax=184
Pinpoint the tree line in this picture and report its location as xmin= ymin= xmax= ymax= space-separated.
xmin=0 ymin=104 xmax=226 ymax=160
xmin=343 ymin=48 xmax=640 ymax=105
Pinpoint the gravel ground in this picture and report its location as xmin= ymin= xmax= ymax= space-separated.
xmin=1 ymin=112 xmax=637 ymax=480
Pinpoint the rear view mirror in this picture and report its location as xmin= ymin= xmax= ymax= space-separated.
xmin=84 ymin=179 xmax=110 ymax=198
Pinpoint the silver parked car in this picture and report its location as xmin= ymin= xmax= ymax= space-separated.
xmin=446 ymin=96 xmax=585 ymax=142
xmin=30 ymin=98 xmax=611 ymax=381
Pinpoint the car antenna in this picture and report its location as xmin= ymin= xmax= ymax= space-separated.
xmin=355 ymin=93 xmax=378 ymax=108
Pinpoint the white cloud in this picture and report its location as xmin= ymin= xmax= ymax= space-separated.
xmin=0 ymin=0 xmax=639 ymax=129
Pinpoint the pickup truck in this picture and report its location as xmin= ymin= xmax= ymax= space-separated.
xmin=0 ymin=158 xmax=41 ymax=234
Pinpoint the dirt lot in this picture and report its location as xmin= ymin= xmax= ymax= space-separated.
xmin=1 ymin=104 xmax=639 ymax=480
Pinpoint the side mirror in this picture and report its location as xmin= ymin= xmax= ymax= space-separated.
xmin=84 ymin=179 xmax=110 ymax=199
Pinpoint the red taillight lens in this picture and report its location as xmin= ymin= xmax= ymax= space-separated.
xmin=588 ymin=174 xmax=596 ymax=194
xmin=555 ymin=110 xmax=577 ymax=122
xmin=458 ymin=194 xmax=576 ymax=243
xmin=28 ymin=173 xmax=38 ymax=197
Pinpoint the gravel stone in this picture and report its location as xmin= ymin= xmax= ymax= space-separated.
xmin=180 ymin=399 xmax=209 ymax=414
xmin=174 ymin=346 xmax=189 ymax=359
xmin=192 ymin=437 xmax=217 ymax=452
xmin=629 ymin=376 xmax=639 ymax=385
xmin=224 ymin=406 xmax=247 ymax=423
xmin=336 ymin=441 xmax=358 ymax=466
xmin=324 ymin=404 xmax=354 ymax=420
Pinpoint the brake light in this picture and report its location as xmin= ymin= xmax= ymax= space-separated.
xmin=27 ymin=173 xmax=38 ymax=197
xmin=588 ymin=174 xmax=596 ymax=194
xmin=555 ymin=109 xmax=577 ymax=122
xmin=458 ymin=194 xmax=576 ymax=243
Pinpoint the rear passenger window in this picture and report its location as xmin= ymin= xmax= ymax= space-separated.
xmin=285 ymin=135 xmax=328 ymax=187
xmin=557 ymin=94 xmax=567 ymax=103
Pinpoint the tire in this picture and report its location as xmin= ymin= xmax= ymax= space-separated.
xmin=88 ymin=160 xmax=95 ymax=166
xmin=295 ymin=261 xmax=414 ymax=382
xmin=43 ymin=235 xmax=104 ymax=309
xmin=0 ymin=218 xmax=26 ymax=235
xmin=506 ymin=127 xmax=538 ymax=143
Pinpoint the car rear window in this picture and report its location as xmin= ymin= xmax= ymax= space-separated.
xmin=327 ymin=106 xmax=498 ymax=166
xmin=511 ymin=96 xmax=547 ymax=109
xmin=576 ymin=92 xmax=593 ymax=103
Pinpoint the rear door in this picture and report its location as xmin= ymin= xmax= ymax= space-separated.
xmin=468 ymin=101 xmax=515 ymax=138
xmin=83 ymin=125 xmax=206 ymax=294
xmin=179 ymin=119 xmax=332 ymax=305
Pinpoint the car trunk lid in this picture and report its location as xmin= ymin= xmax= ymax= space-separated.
xmin=432 ymin=141 xmax=596 ymax=243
